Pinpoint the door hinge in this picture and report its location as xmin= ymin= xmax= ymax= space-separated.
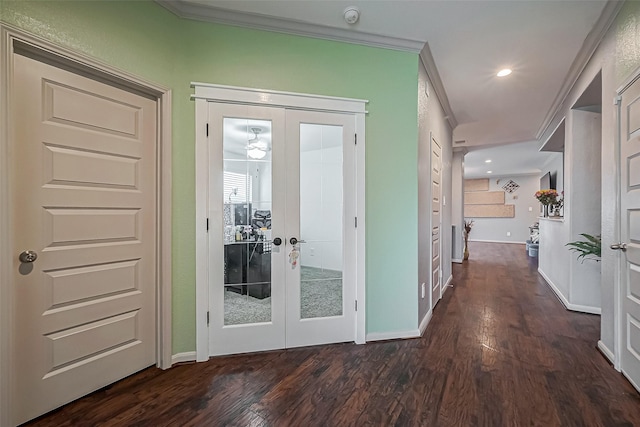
xmin=355 ymin=300 xmax=358 ymax=311
xmin=614 ymin=95 xmax=622 ymax=105
xmin=354 ymin=134 xmax=357 ymax=145
xmin=206 ymin=311 xmax=210 ymax=326
xmin=206 ymin=123 xmax=209 ymax=136
xmin=206 ymin=218 xmax=209 ymax=231
xmin=355 ymin=217 xmax=358 ymax=228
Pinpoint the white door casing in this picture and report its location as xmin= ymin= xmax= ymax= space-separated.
xmin=1 ymin=28 xmax=172 ymax=426
xmin=193 ymin=83 xmax=367 ymax=360
xmin=618 ymin=71 xmax=640 ymax=392
xmin=431 ymin=134 xmax=442 ymax=310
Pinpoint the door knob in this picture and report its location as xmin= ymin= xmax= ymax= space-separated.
xmin=272 ymin=237 xmax=282 ymax=246
xmin=610 ymin=243 xmax=627 ymax=251
xmin=19 ymin=250 xmax=38 ymax=263
xmin=289 ymin=237 xmax=306 ymax=245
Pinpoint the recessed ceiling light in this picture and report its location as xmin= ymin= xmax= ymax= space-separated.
xmin=487 ymin=171 xmax=493 ymax=174
xmin=497 ymin=68 xmax=512 ymax=77
xmin=485 ymin=159 xmax=492 ymax=163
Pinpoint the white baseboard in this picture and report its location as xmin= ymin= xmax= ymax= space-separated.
xmin=442 ymin=275 xmax=453 ymax=294
xmin=366 ymin=329 xmax=420 ymax=342
xmin=452 ymin=258 xmax=463 ymax=264
xmin=171 ymin=351 xmax=197 ymax=366
xmin=623 ymin=371 xmax=640 ymax=394
xmin=469 ymin=239 xmax=525 ymax=244
xmin=597 ymin=340 xmax=616 ymax=367
xmin=419 ymin=311 xmax=432 ymax=336
xmin=538 ymin=268 xmax=601 ymax=315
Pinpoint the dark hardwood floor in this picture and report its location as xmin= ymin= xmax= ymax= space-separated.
xmin=25 ymin=242 xmax=640 ymax=426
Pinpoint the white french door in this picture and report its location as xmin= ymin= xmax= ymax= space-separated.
xmin=206 ymin=103 xmax=356 ymax=356
xmin=284 ymin=110 xmax=356 ymax=348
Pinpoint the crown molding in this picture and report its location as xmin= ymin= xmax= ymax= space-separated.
xmin=419 ymin=43 xmax=458 ymax=129
xmin=155 ymin=0 xmax=425 ymax=53
xmin=535 ymin=0 xmax=624 ymax=140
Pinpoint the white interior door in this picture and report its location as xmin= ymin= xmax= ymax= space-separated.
xmin=284 ymin=110 xmax=357 ymax=348
xmin=431 ymin=134 xmax=442 ymax=310
xmin=208 ymin=103 xmax=286 ymax=356
xmin=11 ymin=53 xmax=157 ymax=424
xmin=207 ymin=104 xmax=356 ymax=355
xmin=619 ymin=74 xmax=640 ymax=391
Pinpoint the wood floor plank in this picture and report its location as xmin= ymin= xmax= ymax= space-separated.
xmin=23 ymin=242 xmax=640 ymax=426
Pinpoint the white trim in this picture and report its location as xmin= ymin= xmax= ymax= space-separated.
xmin=366 ymin=329 xmax=420 ymax=342
xmin=0 ymin=25 xmax=11 ymax=427
xmin=158 ymin=89 xmax=173 ymax=371
xmin=355 ymin=112 xmax=366 ymax=345
xmin=442 ymin=275 xmax=453 ymax=295
xmin=193 ymin=83 xmax=367 ymax=357
xmin=419 ymin=44 xmax=457 ymax=129
xmin=452 ymin=258 xmax=463 ymax=264
xmin=538 ymin=269 xmax=601 ymax=315
xmin=536 ymin=1 xmax=623 ymax=140
xmin=171 ymin=352 xmax=197 ymax=366
xmin=191 ymin=82 xmax=368 ymax=114
xmin=622 ymin=370 xmax=640 ymax=394
xmin=469 ymin=239 xmax=526 ymax=245
xmin=194 ymin=98 xmax=209 ymax=363
xmin=598 ymin=340 xmax=616 ymax=368
xmin=0 ymin=24 xmax=172 ymax=424
xmin=155 ymin=1 xmax=425 ymax=53
xmin=418 ymin=311 xmax=432 ymax=336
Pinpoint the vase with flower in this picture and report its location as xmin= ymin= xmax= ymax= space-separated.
xmin=463 ymin=218 xmax=474 ymax=261
xmin=534 ymin=189 xmax=558 ymax=217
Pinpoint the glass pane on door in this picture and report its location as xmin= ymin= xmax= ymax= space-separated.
xmin=222 ymin=118 xmax=273 ymax=325
xmin=299 ymin=124 xmax=343 ymax=319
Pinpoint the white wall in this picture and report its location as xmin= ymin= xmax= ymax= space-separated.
xmin=451 ymin=150 xmax=465 ymax=262
xmin=299 ymin=125 xmax=343 ymax=271
xmin=539 ymin=218 xmax=571 ymax=297
xmin=466 ymin=174 xmax=541 ymax=243
xmin=418 ymin=51 xmax=454 ymax=326
xmin=538 ymin=18 xmax=619 ymax=355
xmin=541 ymin=153 xmax=564 ymax=206
xmin=539 ymin=109 xmax=602 ymax=314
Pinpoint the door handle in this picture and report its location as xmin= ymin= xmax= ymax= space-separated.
xmin=272 ymin=237 xmax=282 ymax=246
xmin=289 ymin=237 xmax=306 ymax=245
xmin=610 ymin=243 xmax=627 ymax=251
xmin=19 ymin=250 xmax=38 ymax=263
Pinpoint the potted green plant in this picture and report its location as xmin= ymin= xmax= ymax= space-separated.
xmin=566 ymin=233 xmax=601 ymax=262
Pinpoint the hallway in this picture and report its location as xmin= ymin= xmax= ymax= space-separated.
xmin=27 ymin=242 xmax=640 ymax=426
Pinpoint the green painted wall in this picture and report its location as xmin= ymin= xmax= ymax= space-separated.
xmin=1 ymin=0 xmax=419 ymax=352
xmin=616 ymin=0 xmax=640 ymax=84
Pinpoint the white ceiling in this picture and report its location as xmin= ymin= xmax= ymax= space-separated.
xmin=159 ymin=0 xmax=617 ymax=178
xmin=463 ymin=140 xmax=558 ymax=179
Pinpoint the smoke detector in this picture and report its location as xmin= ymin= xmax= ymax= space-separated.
xmin=343 ymin=6 xmax=360 ymax=25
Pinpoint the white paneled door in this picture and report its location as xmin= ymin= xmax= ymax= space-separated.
xmin=431 ymin=134 xmax=442 ymax=310
xmin=11 ymin=53 xmax=157 ymax=424
xmin=619 ymin=73 xmax=640 ymax=391
xmin=207 ymin=103 xmax=356 ymax=356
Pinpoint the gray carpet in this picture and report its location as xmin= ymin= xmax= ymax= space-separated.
xmin=224 ymin=266 xmax=343 ymax=325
